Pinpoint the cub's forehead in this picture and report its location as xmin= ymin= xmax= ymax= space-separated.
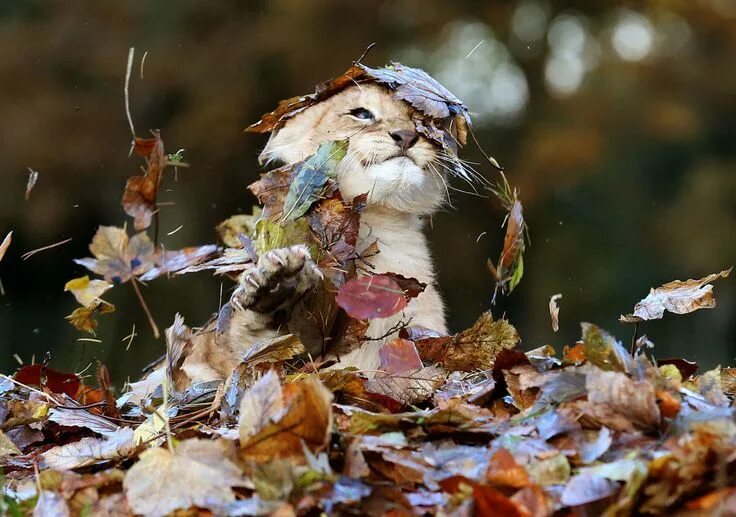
xmin=330 ymin=83 xmax=411 ymax=116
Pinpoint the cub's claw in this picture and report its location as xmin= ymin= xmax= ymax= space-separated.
xmin=231 ymin=245 xmax=321 ymax=315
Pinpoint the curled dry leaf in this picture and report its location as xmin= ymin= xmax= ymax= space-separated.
xmin=74 ymin=226 xmax=154 ymax=283
xmin=42 ymin=427 xmax=135 ymax=470
xmin=621 ymin=268 xmax=732 ymax=323
xmin=549 ymin=293 xmax=562 ymax=332
xmin=122 ymin=131 xmax=166 ymax=231
xmin=123 ymin=438 xmax=246 ymax=517
xmin=0 ymin=230 xmax=12 ymax=262
xmin=165 ymin=314 xmax=194 ymax=391
xmin=415 ymin=311 xmax=520 ymax=371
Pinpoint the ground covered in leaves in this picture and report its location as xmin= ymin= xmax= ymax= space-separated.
xmin=1 ymin=59 xmax=735 ymax=516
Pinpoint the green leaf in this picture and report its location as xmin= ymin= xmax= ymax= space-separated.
xmin=282 ymin=140 xmax=348 ymax=221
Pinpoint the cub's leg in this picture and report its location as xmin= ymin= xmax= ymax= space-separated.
xmin=181 ymin=245 xmax=322 ymax=381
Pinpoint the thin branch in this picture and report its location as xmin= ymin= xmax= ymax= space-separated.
xmin=131 ymin=277 xmax=160 ymax=339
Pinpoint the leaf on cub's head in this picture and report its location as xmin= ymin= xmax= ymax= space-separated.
xmin=74 ymin=226 xmax=155 ymax=284
xmin=122 ymin=131 xmax=167 ymax=231
xmin=620 ymin=268 xmax=732 ymax=323
xmin=246 ymin=62 xmax=470 ymax=148
xmin=282 ymin=140 xmax=347 ymax=222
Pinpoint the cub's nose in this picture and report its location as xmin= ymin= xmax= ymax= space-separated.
xmin=389 ymin=129 xmax=419 ymax=152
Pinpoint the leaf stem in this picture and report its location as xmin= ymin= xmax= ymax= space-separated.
xmin=131 ymin=277 xmax=160 ymax=339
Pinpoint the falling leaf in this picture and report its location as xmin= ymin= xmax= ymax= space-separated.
xmin=336 ymin=274 xmax=410 ymax=320
xmin=487 ymin=176 xmax=527 ymax=300
xmin=25 ymin=167 xmax=39 ymax=200
xmin=123 ymin=439 xmax=246 ymax=516
xmin=64 ymin=276 xmax=113 ymax=307
xmin=138 ymin=244 xmax=219 ymax=281
xmin=282 ymin=140 xmax=347 ymax=221
xmin=122 ymin=130 xmax=166 ymax=231
xmin=621 ymin=268 xmax=732 ymax=322
xmin=42 ymin=428 xmax=135 ymax=470
xmin=549 ymin=293 xmax=562 ymax=332
xmin=74 ymin=226 xmax=154 ymax=283
xmin=0 ymin=230 xmax=12 ymax=262
xmin=65 ymin=300 xmax=115 ymax=334
xmin=415 ymin=311 xmax=520 ymax=371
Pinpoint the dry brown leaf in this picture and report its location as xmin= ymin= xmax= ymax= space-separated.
xmin=620 ymin=268 xmax=732 ymax=323
xmin=123 ymin=438 xmax=246 ymax=516
xmin=549 ymin=293 xmax=562 ymax=332
xmin=580 ymin=370 xmax=660 ymax=432
xmin=165 ymin=314 xmax=194 ymax=391
xmin=240 ymin=375 xmax=333 ymax=460
xmin=42 ymin=428 xmax=135 ymax=470
xmin=364 ymin=366 xmax=445 ymax=406
xmin=238 ymin=370 xmax=286 ymax=442
xmin=122 ymin=131 xmax=166 ymax=231
xmin=416 ymin=311 xmax=520 ymax=371
xmin=65 ymin=300 xmax=115 ymax=334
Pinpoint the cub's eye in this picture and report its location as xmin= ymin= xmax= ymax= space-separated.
xmin=347 ymin=107 xmax=375 ymax=121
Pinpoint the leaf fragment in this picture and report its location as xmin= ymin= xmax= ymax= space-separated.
xmin=549 ymin=293 xmax=562 ymax=332
xmin=0 ymin=230 xmax=12 ymax=262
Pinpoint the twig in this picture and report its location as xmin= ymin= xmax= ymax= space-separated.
xmin=130 ymin=277 xmax=160 ymax=339
xmin=21 ymin=237 xmax=72 ymax=260
xmin=124 ymin=47 xmax=136 ymax=137
xmin=140 ymin=50 xmax=148 ymax=79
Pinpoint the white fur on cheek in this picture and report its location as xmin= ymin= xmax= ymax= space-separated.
xmin=337 ymin=156 xmax=445 ymax=214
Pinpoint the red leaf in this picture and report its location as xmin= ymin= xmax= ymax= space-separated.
xmin=379 ymin=338 xmax=423 ymax=374
xmin=336 ymin=274 xmax=408 ymax=320
xmin=15 ymin=365 xmax=80 ymax=398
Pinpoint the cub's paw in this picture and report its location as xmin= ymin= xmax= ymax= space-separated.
xmin=231 ymin=245 xmax=322 ymax=314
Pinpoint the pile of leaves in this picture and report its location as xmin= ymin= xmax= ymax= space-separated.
xmin=1 ymin=60 xmax=735 ymax=516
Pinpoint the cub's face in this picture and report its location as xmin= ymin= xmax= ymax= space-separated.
xmin=260 ymin=84 xmax=448 ymax=214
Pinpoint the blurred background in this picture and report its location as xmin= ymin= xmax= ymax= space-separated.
xmin=0 ymin=0 xmax=734 ymax=385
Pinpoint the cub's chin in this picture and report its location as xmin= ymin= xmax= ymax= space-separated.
xmin=337 ymin=156 xmax=446 ymax=215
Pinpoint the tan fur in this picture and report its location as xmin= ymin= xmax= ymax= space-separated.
xmin=155 ymin=84 xmax=451 ymax=392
